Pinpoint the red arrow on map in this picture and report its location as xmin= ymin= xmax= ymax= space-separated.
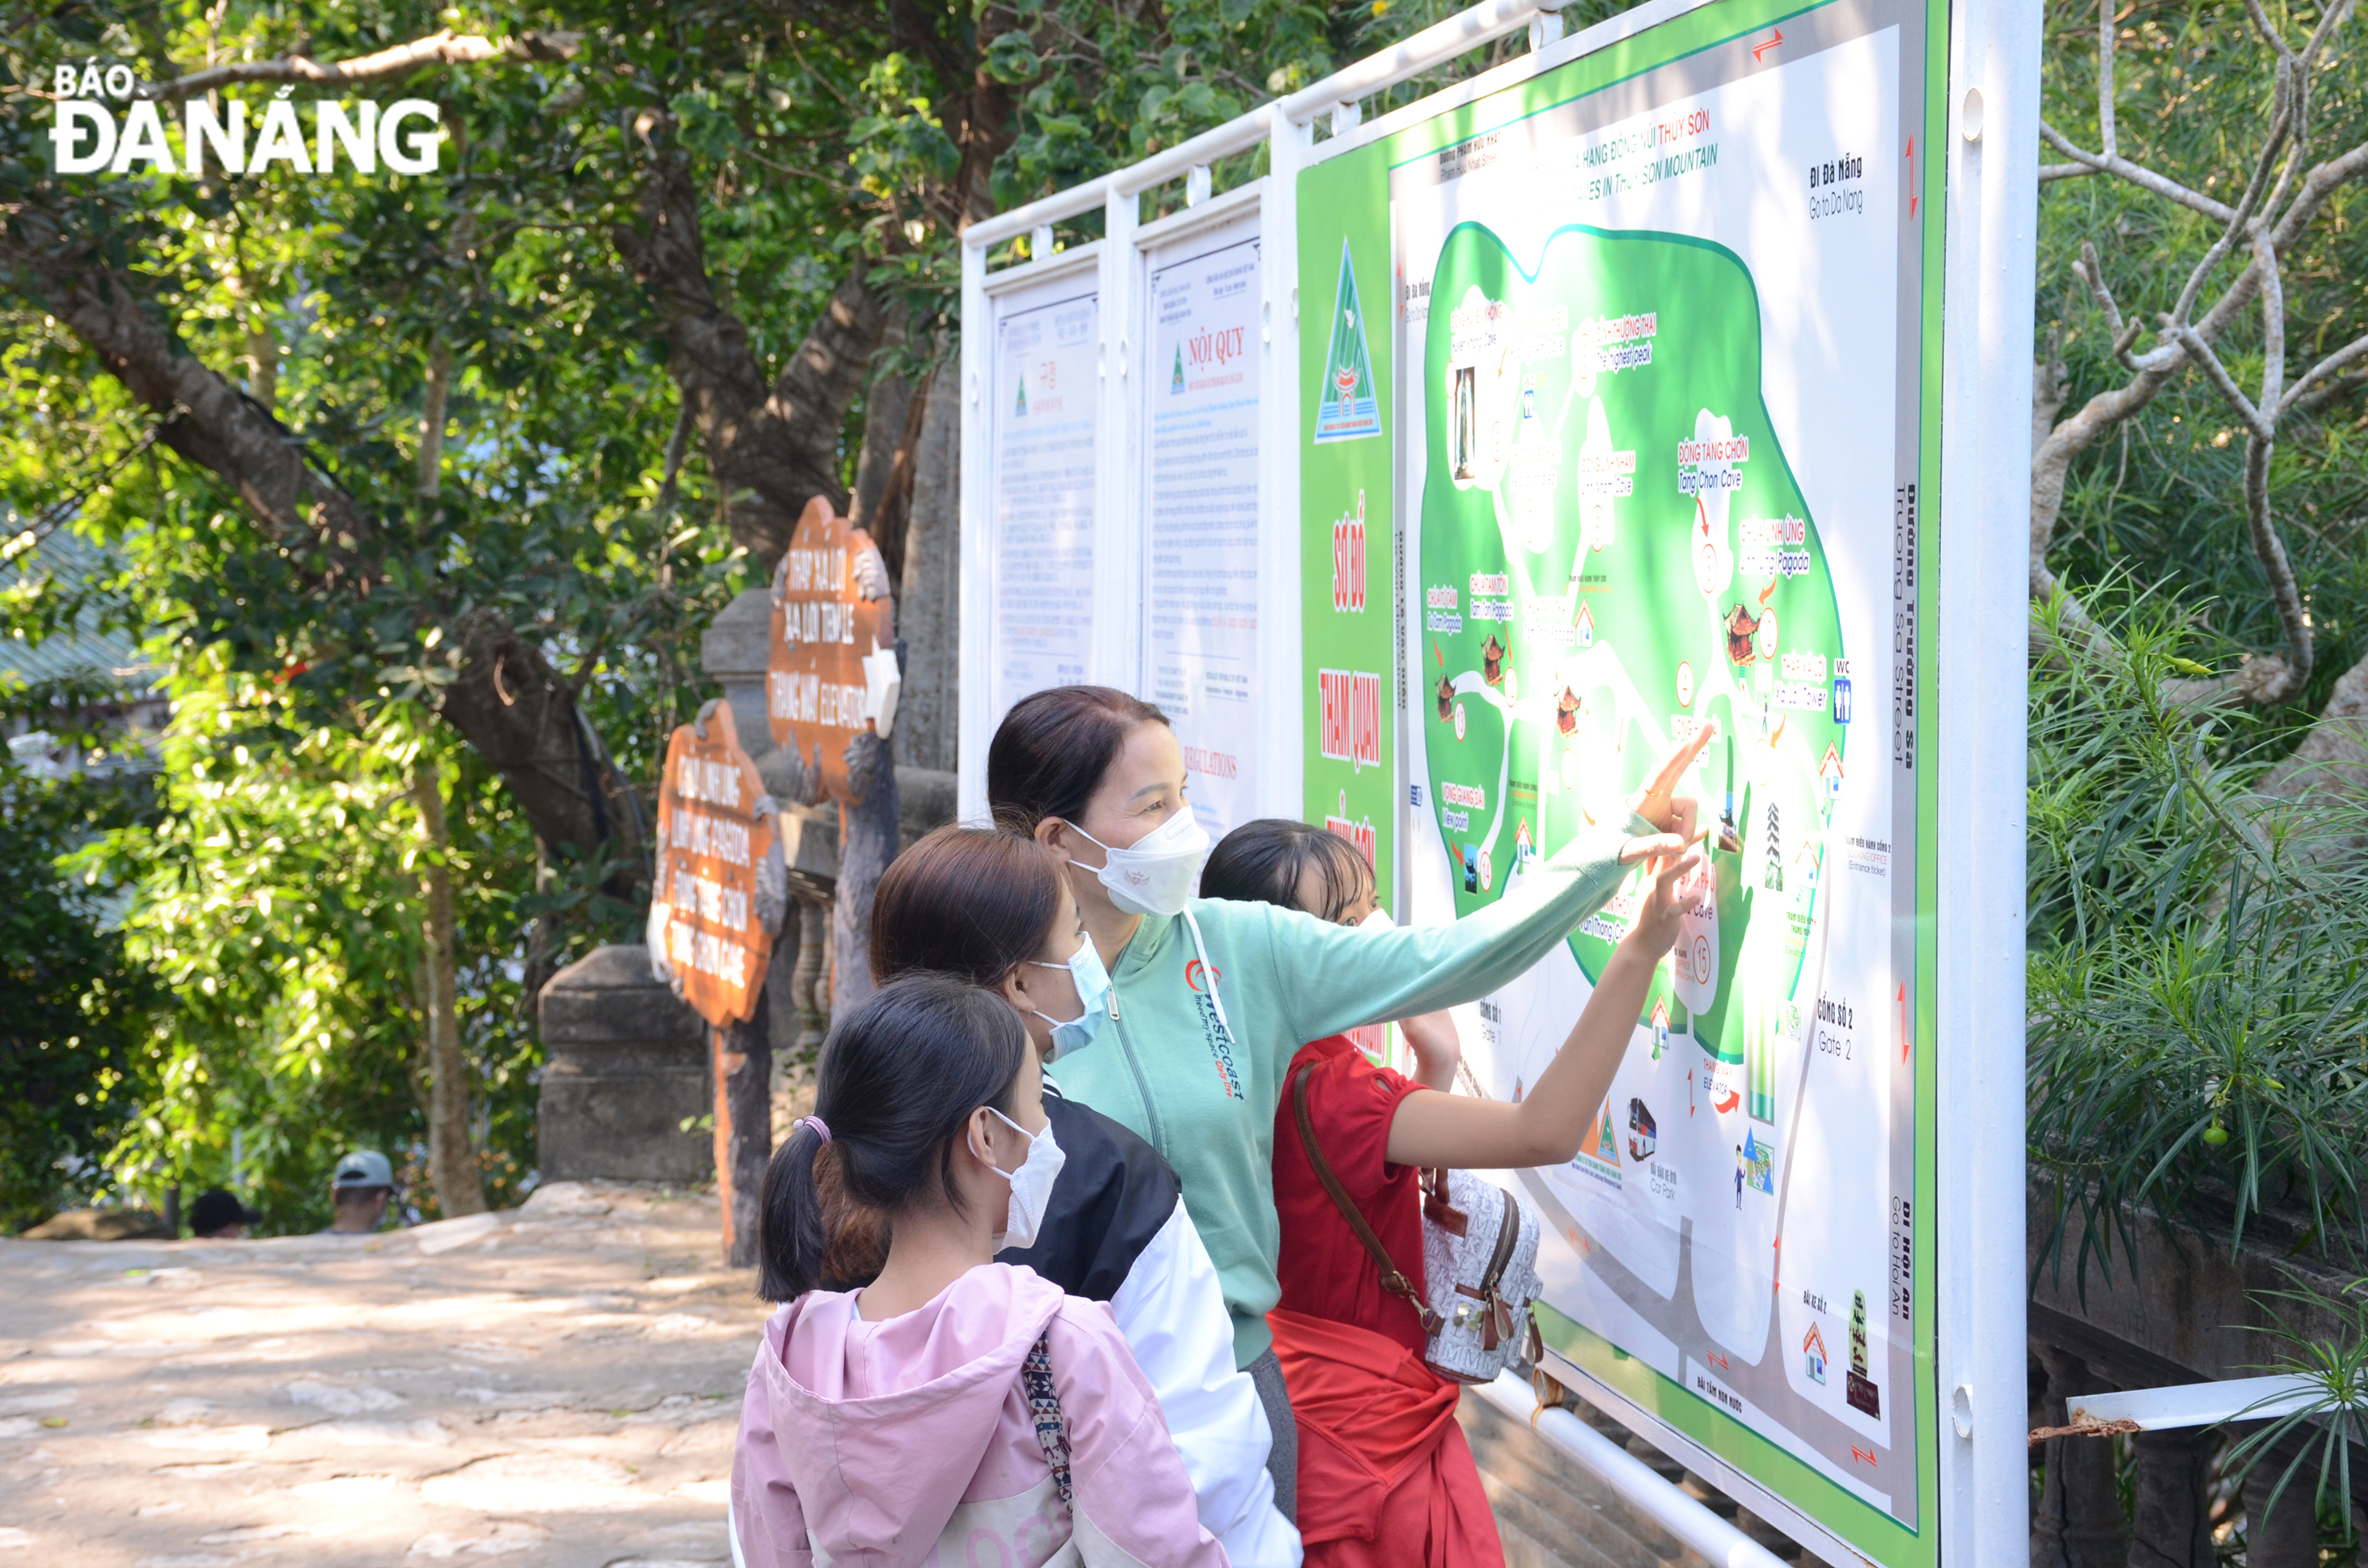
xmin=1898 ymin=983 xmax=1909 ymax=1063
xmin=1905 ymin=136 xmax=1918 ymax=218
xmin=1752 ymin=27 xmax=1784 ymax=61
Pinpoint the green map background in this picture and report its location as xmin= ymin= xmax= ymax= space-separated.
xmin=1418 ymin=221 xmax=1847 ymax=1071
xmin=1294 ymin=1 xmax=1951 ymax=1562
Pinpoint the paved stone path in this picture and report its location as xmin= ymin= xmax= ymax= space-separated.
xmin=0 ymin=1182 xmax=765 ymax=1567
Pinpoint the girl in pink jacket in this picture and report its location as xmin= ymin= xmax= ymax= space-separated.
xmin=731 ymin=974 xmax=1231 ymax=1568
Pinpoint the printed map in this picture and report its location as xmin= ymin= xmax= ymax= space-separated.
xmin=1385 ymin=10 xmax=1927 ymax=1528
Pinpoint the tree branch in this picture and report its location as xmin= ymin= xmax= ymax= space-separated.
xmin=2038 ymin=120 xmax=2235 ymax=222
xmin=139 ymin=28 xmax=580 ymax=101
xmin=612 ymin=142 xmax=885 ymax=565
xmin=2171 ymin=325 xmax=2273 ymax=441
xmin=2240 ymin=433 xmax=2312 ymax=704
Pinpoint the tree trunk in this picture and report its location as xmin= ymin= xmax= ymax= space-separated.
xmin=612 ymin=150 xmax=887 ymax=566
xmin=896 ymin=361 xmax=960 ymax=774
xmin=412 ymin=764 xmax=486 ymax=1219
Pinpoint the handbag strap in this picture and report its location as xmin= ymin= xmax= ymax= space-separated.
xmin=1021 ymin=1330 xmax=1074 ymax=1515
xmin=1291 ymin=1062 xmax=1444 ymax=1333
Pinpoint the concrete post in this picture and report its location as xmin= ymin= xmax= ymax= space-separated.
xmin=2243 ymin=1456 xmax=2319 ymax=1568
xmin=2128 ymin=1426 xmax=2215 ymax=1568
xmin=712 ymin=987 xmax=772 ymax=1269
xmin=2028 ymin=1343 xmax=2127 ymax=1568
xmin=537 ymin=945 xmax=709 ymax=1182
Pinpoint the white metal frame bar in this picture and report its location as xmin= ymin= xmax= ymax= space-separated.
xmin=1935 ymin=0 xmax=2039 ymax=1557
xmin=2072 ymin=1375 xmax=2325 ymax=1433
xmin=1476 ymin=1373 xmax=1790 ymax=1568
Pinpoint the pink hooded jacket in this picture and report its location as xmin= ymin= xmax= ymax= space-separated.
xmin=731 ymin=1262 xmax=1230 ymax=1568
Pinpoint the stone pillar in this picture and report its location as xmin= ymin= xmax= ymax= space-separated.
xmin=2128 ymin=1426 xmax=2215 ymax=1568
xmin=537 ymin=945 xmax=709 ymax=1182
xmin=700 ymin=588 xmax=779 ymax=767
xmin=834 ymin=733 xmax=897 ymax=1014
xmin=2243 ymin=1450 xmax=2320 ymax=1568
xmin=2029 ymin=1342 xmax=2129 ymax=1568
xmin=713 ymin=989 xmax=772 ymax=1269
xmin=792 ymin=895 xmax=830 ymax=1059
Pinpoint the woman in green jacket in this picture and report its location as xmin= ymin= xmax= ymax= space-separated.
xmin=986 ymin=687 xmax=1710 ymax=1466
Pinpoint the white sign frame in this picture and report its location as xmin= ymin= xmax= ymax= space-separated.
xmin=955 ymin=0 xmax=2033 ymax=1557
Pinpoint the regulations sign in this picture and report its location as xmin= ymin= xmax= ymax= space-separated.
xmin=1299 ymin=0 xmax=1943 ymax=1561
xmin=987 ymin=278 xmax=1099 ymax=728
xmin=1143 ymin=213 xmax=1264 ymax=838
xmin=651 ymin=702 xmax=780 ymax=1027
xmin=767 ymin=497 xmax=898 ymax=803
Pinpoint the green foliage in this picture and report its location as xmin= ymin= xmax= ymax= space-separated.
xmin=2026 ymin=596 xmax=2368 ymax=1280
xmin=66 ymin=676 xmax=550 ymax=1232
xmin=0 ymin=762 xmax=159 ymax=1233
xmin=2226 ymin=1277 xmax=2368 ymax=1532
xmin=2027 ymin=0 xmax=2368 ymax=1292
xmin=2036 ymin=0 xmax=2368 ymax=736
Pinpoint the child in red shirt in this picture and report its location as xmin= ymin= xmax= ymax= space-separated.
xmin=1202 ymin=816 xmax=1698 ymax=1568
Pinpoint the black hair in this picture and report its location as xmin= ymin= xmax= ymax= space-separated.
xmin=756 ymin=974 xmax=1031 ymax=1302
xmin=870 ymin=826 xmax=1067 ymax=988
xmin=1200 ymin=818 xmax=1376 ymax=924
xmin=986 ymin=685 xmax=1169 ymax=836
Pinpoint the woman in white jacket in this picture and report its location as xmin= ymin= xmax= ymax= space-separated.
xmin=867 ymin=826 xmax=1300 ymax=1566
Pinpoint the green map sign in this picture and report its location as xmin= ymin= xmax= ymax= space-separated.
xmin=1300 ymin=0 xmax=1944 ymax=1562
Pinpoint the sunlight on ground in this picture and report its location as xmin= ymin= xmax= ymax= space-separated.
xmin=0 ymin=1182 xmax=765 ymax=1566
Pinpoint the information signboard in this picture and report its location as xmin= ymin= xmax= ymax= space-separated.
xmin=1298 ymin=1 xmax=1944 ymax=1561
xmin=649 ymin=702 xmax=780 ymax=1028
xmin=986 ymin=275 xmax=1101 ymax=732
xmin=767 ymin=497 xmax=897 ymax=801
xmin=1142 ymin=213 xmax=1265 ymax=838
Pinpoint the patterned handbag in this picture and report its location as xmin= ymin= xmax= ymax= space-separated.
xmin=1291 ymin=1063 xmax=1543 ymax=1384
xmin=1021 ymin=1331 xmax=1075 ymax=1514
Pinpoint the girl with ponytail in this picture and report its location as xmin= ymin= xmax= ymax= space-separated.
xmin=870 ymin=828 xmax=1298 ymax=1561
xmin=729 ymin=975 xmax=1228 ymax=1568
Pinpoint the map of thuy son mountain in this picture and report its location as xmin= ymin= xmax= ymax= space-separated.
xmin=1387 ymin=13 xmax=1924 ymax=1525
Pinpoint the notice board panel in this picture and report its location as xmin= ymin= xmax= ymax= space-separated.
xmin=1299 ymin=1 xmax=1945 ymax=1562
xmin=986 ymin=275 xmax=1102 ymax=737
xmin=1141 ymin=209 xmax=1266 ymax=841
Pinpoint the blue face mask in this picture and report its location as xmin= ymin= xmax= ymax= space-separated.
xmin=1027 ymin=940 xmax=1112 ymax=1060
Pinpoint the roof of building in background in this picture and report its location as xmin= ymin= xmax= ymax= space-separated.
xmin=0 ymin=525 xmax=159 ymax=695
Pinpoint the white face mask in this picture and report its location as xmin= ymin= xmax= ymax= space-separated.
xmin=1026 ymin=940 xmax=1111 ymax=1060
xmin=1065 ymin=808 xmax=1210 ymax=918
xmin=978 ymin=1107 xmax=1066 ymax=1251
xmin=1359 ymin=905 xmax=1393 ymax=931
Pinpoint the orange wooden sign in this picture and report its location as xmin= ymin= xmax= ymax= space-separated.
xmin=768 ymin=497 xmax=897 ymax=804
xmin=650 ymin=703 xmax=777 ymax=1027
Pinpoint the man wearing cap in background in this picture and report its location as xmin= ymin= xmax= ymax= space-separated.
xmin=323 ymin=1150 xmax=399 ymax=1236
xmin=189 ymin=1188 xmax=261 ymax=1239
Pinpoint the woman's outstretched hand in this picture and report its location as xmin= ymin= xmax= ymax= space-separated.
xmin=1617 ymin=721 xmax=1716 ymax=865
xmin=1623 ymin=841 xmax=1703 ymax=959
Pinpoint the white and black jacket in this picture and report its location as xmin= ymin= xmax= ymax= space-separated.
xmin=999 ymin=1081 xmax=1301 ymax=1568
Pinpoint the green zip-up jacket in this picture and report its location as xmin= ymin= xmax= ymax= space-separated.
xmin=1051 ymin=817 xmax=1651 ymax=1368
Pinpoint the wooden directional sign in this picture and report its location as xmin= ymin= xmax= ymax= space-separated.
xmin=651 ymin=702 xmax=776 ymax=1027
xmin=768 ymin=497 xmax=898 ymax=804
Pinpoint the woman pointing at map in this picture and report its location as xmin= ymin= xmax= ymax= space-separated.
xmin=986 ymin=685 xmax=1710 ymax=1513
